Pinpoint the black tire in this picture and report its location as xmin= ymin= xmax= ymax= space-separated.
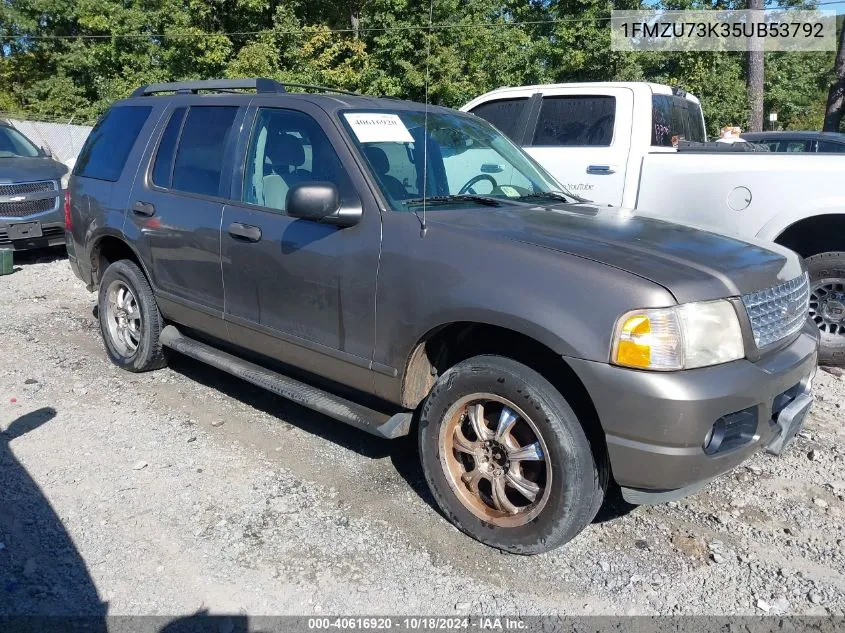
xmin=418 ymin=355 xmax=605 ymax=555
xmin=806 ymin=251 xmax=845 ymax=367
xmin=98 ymin=259 xmax=166 ymax=372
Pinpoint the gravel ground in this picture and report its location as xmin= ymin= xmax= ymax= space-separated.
xmin=1 ymin=249 xmax=844 ymax=618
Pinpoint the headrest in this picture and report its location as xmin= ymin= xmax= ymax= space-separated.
xmin=364 ymin=146 xmax=390 ymax=175
xmin=267 ymin=132 xmax=305 ymax=167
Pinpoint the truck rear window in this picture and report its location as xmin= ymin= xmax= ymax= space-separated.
xmin=532 ymin=96 xmax=615 ymax=147
xmin=74 ymin=106 xmax=152 ymax=182
xmin=468 ymin=98 xmax=529 ymax=142
xmin=652 ymin=95 xmax=705 ymax=147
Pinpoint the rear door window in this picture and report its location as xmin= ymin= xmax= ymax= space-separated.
xmin=532 ymin=96 xmax=615 ymax=146
xmin=817 ymin=140 xmax=845 ymax=153
xmin=74 ymin=106 xmax=152 ymax=182
xmin=171 ymin=106 xmax=238 ymax=197
xmin=469 ymin=98 xmax=529 ymax=142
xmin=785 ymin=140 xmax=810 ymax=152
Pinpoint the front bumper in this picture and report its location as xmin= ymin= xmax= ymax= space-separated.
xmin=568 ymin=322 xmax=819 ymax=502
xmin=0 ymin=217 xmax=66 ymax=251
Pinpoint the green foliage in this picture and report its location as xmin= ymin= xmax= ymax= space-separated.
xmin=0 ymin=0 xmax=837 ymax=132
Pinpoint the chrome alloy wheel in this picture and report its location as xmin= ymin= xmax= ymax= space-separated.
xmin=439 ymin=394 xmax=552 ymax=527
xmin=105 ymin=280 xmax=142 ymax=357
xmin=810 ymin=278 xmax=845 ymax=336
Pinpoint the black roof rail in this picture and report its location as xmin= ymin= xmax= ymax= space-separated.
xmin=131 ymin=78 xmax=361 ymax=98
xmin=131 ymin=78 xmax=285 ymax=97
xmin=275 ymin=83 xmax=360 ymax=97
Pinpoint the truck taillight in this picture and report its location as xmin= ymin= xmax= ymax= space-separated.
xmin=64 ymin=190 xmax=72 ymax=230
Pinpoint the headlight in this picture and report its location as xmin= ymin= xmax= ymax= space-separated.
xmin=612 ymin=300 xmax=744 ymax=370
xmin=60 ymin=173 xmax=70 ymax=189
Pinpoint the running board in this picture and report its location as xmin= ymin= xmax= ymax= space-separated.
xmin=160 ymin=325 xmax=412 ymax=439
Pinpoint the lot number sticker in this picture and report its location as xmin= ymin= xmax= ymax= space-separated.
xmin=344 ymin=113 xmax=414 ymax=143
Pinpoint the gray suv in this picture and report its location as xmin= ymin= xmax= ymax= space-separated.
xmin=66 ymin=79 xmax=819 ymax=554
xmin=0 ymin=121 xmax=68 ymax=250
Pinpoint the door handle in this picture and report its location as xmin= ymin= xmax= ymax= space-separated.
xmin=132 ymin=201 xmax=156 ymax=216
xmin=586 ymin=165 xmax=616 ymax=175
xmin=227 ymin=222 xmax=262 ymax=242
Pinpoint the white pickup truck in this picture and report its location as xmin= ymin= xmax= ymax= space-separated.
xmin=462 ymin=82 xmax=845 ymax=365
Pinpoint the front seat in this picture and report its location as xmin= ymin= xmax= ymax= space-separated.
xmin=263 ymin=134 xmax=311 ymax=211
xmin=363 ymin=146 xmax=408 ymax=200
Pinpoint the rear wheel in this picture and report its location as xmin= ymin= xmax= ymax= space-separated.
xmin=806 ymin=251 xmax=845 ymax=366
xmin=418 ymin=355 xmax=605 ymax=554
xmin=98 ymin=259 xmax=166 ymax=372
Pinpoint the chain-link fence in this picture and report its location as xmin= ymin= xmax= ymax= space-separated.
xmin=2 ymin=115 xmax=93 ymax=170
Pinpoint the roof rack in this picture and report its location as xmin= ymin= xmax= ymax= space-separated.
xmin=280 ymin=83 xmax=361 ymax=97
xmin=130 ymin=78 xmax=360 ymax=98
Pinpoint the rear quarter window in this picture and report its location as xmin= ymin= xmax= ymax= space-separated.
xmin=532 ymin=95 xmax=615 ymax=147
xmin=468 ymin=98 xmax=529 ymax=142
xmin=74 ymin=106 xmax=152 ymax=182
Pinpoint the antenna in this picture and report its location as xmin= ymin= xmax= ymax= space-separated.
xmin=419 ymin=0 xmax=434 ymax=238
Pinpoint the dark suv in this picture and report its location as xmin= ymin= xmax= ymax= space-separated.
xmin=67 ymin=79 xmax=818 ymax=554
xmin=740 ymin=131 xmax=845 ymax=153
xmin=0 ymin=121 xmax=68 ymax=250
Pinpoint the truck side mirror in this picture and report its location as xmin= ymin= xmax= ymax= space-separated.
xmin=286 ymin=183 xmax=361 ymax=228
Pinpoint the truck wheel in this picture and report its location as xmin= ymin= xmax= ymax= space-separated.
xmin=98 ymin=259 xmax=166 ymax=372
xmin=806 ymin=251 xmax=845 ymax=366
xmin=418 ymin=355 xmax=605 ymax=554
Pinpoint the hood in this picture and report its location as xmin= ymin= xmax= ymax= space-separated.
xmin=0 ymin=156 xmax=68 ymax=183
xmin=426 ymin=202 xmax=804 ymax=304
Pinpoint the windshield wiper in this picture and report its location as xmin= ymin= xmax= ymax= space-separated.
xmin=404 ymin=194 xmax=502 ymax=207
xmin=515 ymin=191 xmax=576 ymax=204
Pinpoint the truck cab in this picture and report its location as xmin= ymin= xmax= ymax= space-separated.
xmin=462 ymin=82 xmax=705 ymax=207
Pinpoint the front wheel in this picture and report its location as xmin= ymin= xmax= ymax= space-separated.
xmin=418 ymin=355 xmax=605 ymax=554
xmin=806 ymin=251 xmax=845 ymax=366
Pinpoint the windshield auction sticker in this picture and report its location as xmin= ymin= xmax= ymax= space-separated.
xmin=344 ymin=113 xmax=414 ymax=143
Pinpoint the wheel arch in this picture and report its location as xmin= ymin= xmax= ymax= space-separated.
xmin=770 ymin=213 xmax=845 ymax=258
xmin=89 ymin=232 xmax=153 ymax=289
xmin=401 ymin=321 xmax=609 ymax=472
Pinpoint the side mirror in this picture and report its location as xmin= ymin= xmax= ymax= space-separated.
xmin=41 ymin=146 xmax=53 ymax=158
xmin=286 ymin=182 xmax=361 ymax=228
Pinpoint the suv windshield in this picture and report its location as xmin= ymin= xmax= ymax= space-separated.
xmin=0 ymin=125 xmax=41 ymax=158
xmin=341 ymin=109 xmax=567 ymax=211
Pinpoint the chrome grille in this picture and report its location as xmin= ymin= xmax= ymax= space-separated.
xmin=0 ymin=180 xmax=57 ymax=196
xmin=742 ymin=273 xmax=810 ymax=348
xmin=0 ymin=197 xmax=57 ymax=218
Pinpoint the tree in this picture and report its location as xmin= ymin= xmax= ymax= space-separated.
xmin=765 ymin=51 xmax=830 ymax=131
xmin=823 ymin=17 xmax=845 ymax=132
xmin=747 ymin=0 xmax=765 ymax=132
xmin=0 ymin=0 xmax=836 ymax=133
